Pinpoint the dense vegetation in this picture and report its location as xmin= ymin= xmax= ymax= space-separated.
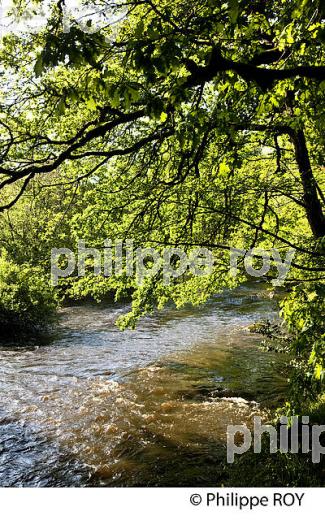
xmin=0 ymin=0 xmax=324 ymax=414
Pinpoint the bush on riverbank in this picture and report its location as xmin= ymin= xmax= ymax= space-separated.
xmin=0 ymin=255 xmax=58 ymax=337
xmin=250 ymin=283 xmax=324 ymax=413
xmin=279 ymin=283 xmax=325 ymax=412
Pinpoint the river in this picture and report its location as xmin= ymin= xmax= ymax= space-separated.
xmin=0 ymin=283 xmax=288 ymax=486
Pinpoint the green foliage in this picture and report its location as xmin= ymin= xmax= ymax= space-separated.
xmin=0 ymin=0 xmax=323 ymax=415
xmin=280 ymin=283 xmax=325 ymax=410
xmin=0 ymin=254 xmax=58 ymax=336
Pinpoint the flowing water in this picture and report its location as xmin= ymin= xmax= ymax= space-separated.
xmin=0 ymin=283 xmax=289 ymax=487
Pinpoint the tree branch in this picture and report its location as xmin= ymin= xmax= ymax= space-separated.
xmin=184 ymin=47 xmax=325 ymax=90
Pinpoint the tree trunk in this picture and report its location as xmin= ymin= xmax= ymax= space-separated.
xmin=290 ymin=129 xmax=325 ymax=239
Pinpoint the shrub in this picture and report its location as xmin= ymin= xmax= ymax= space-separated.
xmin=280 ymin=283 xmax=325 ymax=411
xmin=0 ymin=255 xmax=58 ymax=337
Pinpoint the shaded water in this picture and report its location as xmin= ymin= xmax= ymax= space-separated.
xmin=0 ymin=283 xmax=288 ymax=486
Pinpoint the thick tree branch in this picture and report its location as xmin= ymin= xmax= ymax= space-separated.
xmin=185 ymin=47 xmax=325 ymax=90
xmin=0 ymin=109 xmax=146 ymax=187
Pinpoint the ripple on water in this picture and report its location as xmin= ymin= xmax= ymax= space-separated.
xmin=0 ymin=283 xmax=288 ymax=486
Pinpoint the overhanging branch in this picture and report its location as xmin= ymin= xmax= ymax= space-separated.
xmin=184 ymin=47 xmax=325 ymax=90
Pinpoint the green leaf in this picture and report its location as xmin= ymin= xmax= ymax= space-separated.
xmin=86 ymin=98 xmax=97 ymax=110
xmin=56 ymin=98 xmax=66 ymax=115
xmin=135 ymin=20 xmax=145 ymax=38
xmin=34 ymin=55 xmax=44 ymax=77
xmin=229 ymin=0 xmax=239 ymax=24
xmin=128 ymin=86 xmax=140 ymax=102
xmin=219 ymin=162 xmax=230 ymax=175
xmin=160 ymin=111 xmax=168 ymax=122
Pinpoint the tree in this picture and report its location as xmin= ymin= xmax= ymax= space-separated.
xmin=0 ymin=0 xmax=324 ymax=403
xmin=0 ymin=0 xmax=324 ymax=237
